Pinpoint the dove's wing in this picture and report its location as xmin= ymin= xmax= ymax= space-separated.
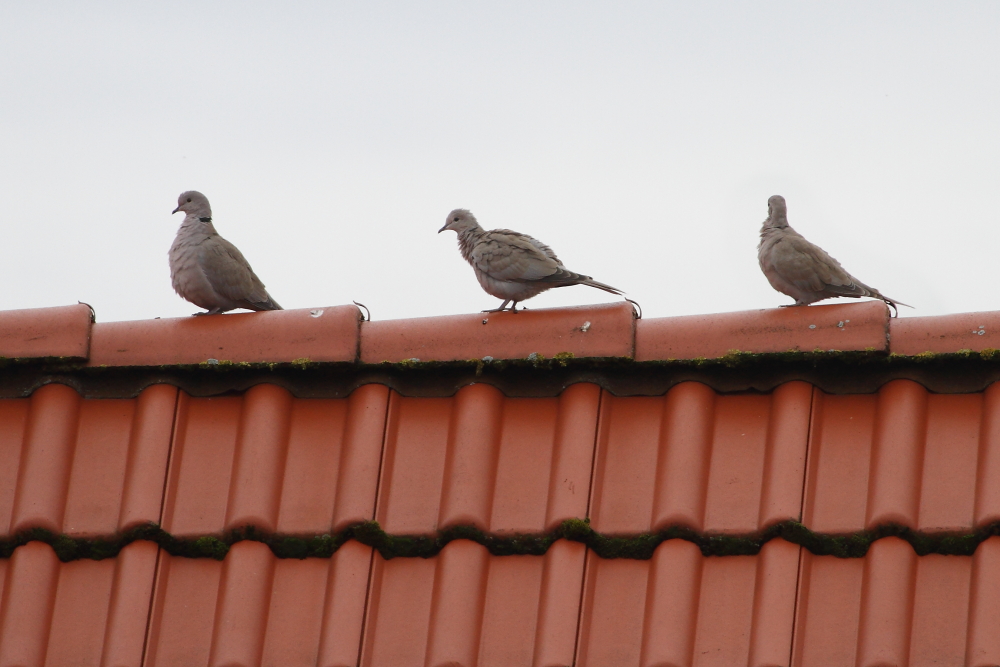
xmin=199 ymin=236 xmax=278 ymax=309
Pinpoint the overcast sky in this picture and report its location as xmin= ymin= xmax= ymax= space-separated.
xmin=2 ymin=2 xmax=997 ymax=323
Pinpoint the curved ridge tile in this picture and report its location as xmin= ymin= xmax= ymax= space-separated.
xmin=88 ymin=304 xmax=362 ymax=367
xmin=0 ymin=303 xmax=93 ymax=361
xmin=360 ymin=301 xmax=635 ymax=364
xmin=636 ymin=300 xmax=889 ymax=360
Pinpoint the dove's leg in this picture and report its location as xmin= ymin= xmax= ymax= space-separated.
xmin=482 ymin=300 xmax=512 ymax=313
xmin=194 ymin=307 xmax=225 ymax=316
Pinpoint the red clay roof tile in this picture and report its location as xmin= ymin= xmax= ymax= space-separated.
xmin=88 ymin=304 xmax=361 ymax=366
xmin=636 ymin=300 xmax=889 ymax=360
xmin=375 ymin=382 xmax=597 ymax=534
xmin=890 ymin=310 xmax=1000 ymax=354
xmin=577 ymin=537 xmax=799 ymax=666
xmin=0 ymin=383 xmax=174 ymax=538
xmin=590 ymin=381 xmax=810 ymax=534
xmin=361 ymin=539 xmax=584 ymax=667
xmin=0 ymin=304 xmax=92 ymax=361
xmin=145 ymin=540 xmax=372 ymax=667
xmin=0 ymin=540 xmax=156 ymax=667
xmin=792 ymin=536 xmax=1000 ymax=665
xmin=360 ymin=301 xmax=635 ymax=363
xmin=161 ymin=383 xmax=386 ymax=537
xmin=803 ymin=380 xmax=994 ymax=533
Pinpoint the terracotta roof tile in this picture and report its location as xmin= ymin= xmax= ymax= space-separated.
xmin=6 ymin=301 xmax=1000 ymax=663
xmin=361 ymin=539 xmax=585 ymax=667
xmin=636 ymin=300 xmax=889 ymax=360
xmin=88 ymin=304 xmax=362 ymax=366
xmin=0 ymin=540 xmax=156 ymax=667
xmin=0 ymin=304 xmax=92 ymax=361
xmin=803 ymin=379 xmax=995 ymax=533
xmin=590 ymin=381 xmax=811 ymax=534
xmin=145 ymin=540 xmax=371 ymax=667
xmin=793 ymin=536 xmax=1000 ymax=665
xmin=0 ymin=383 xmax=175 ymax=538
xmin=375 ymin=382 xmax=598 ymax=534
xmin=360 ymin=301 xmax=635 ymax=363
xmin=890 ymin=310 xmax=1000 ymax=354
xmin=577 ymin=538 xmax=800 ymax=666
xmin=161 ymin=383 xmax=386 ymax=537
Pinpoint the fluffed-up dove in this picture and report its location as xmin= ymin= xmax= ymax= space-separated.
xmin=758 ymin=195 xmax=909 ymax=314
xmin=169 ymin=191 xmax=282 ymax=315
xmin=439 ymin=209 xmax=623 ymax=312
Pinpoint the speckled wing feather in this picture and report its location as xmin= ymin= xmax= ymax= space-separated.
xmin=773 ymin=231 xmax=874 ymax=297
xmin=470 ymin=230 xmax=565 ymax=282
xmin=199 ymin=237 xmax=279 ymax=309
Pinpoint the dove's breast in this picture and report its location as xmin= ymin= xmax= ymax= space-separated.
xmin=169 ymin=232 xmax=228 ymax=310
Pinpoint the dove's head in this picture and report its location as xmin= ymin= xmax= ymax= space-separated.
xmin=766 ymin=195 xmax=788 ymax=227
xmin=172 ymin=191 xmax=212 ymax=218
xmin=439 ymin=209 xmax=480 ymax=234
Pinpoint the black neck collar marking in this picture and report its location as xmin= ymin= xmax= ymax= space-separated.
xmin=199 ymin=217 xmax=212 ymax=223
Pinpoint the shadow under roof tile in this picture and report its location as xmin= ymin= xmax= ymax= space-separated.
xmin=376 ymin=383 xmax=599 ymax=535
xmin=88 ymin=304 xmax=362 ymax=367
xmin=890 ymin=310 xmax=1000 ymax=355
xmin=361 ymin=539 xmax=585 ymax=667
xmin=635 ymin=300 xmax=890 ymax=360
xmin=589 ymin=381 xmax=809 ymax=535
xmin=360 ymin=301 xmax=635 ymax=363
xmin=0 ymin=303 xmax=93 ymax=361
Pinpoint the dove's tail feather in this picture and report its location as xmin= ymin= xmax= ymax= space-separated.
xmin=248 ymin=296 xmax=283 ymax=311
xmin=581 ymin=278 xmax=624 ymax=296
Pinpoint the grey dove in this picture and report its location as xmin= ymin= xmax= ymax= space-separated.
xmin=169 ymin=191 xmax=282 ymax=315
xmin=758 ymin=195 xmax=909 ymax=313
xmin=439 ymin=209 xmax=623 ymax=312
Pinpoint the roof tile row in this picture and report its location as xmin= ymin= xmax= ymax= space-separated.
xmin=6 ymin=379 xmax=1000 ymax=541
xmin=7 ymin=299 xmax=1000 ymax=366
xmin=6 ymin=536 xmax=1000 ymax=666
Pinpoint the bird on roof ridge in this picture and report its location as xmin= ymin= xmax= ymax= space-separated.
xmin=169 ymin=190 xmax=282 ymax=315
xmin=439 ymin=208 xmax=624 ymax=313
xmin=757 ymin=194 xmax=910 ymax=315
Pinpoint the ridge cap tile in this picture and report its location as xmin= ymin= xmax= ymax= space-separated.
xmin=88 ymin=304 xmax=362 ymax=366
xmin=890 ymin=310 xmax=1000 ymax=355
xmin=0 ymin=303 xmax=93 ymax=361
xmin=636 ymin=300 xmax=890 ymax=361
xmin=360 ymin=301 xmax=635 ymax=363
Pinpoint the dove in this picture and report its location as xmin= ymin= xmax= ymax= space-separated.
xmin=758 ymin=195 xmax=909 ymax=314
xmin=439 ymin=209 xmax=623 ymax=312
xmin=169 ymin=191 xmax=282 ymax=315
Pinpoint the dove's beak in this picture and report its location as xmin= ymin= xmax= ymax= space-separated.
xmin=437 ymin=223 xmax=448 ymax=233
xmin=171 ymin=206 xmax=181 ymax=214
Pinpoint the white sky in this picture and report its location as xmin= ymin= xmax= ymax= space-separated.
xmin=2 ymin=2 xmax=998 ymax=323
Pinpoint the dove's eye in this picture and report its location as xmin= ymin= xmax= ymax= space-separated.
xmin=187 ymin=198 xmax=192 ymax=203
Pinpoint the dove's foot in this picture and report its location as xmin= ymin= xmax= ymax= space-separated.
xmin=193 ymin=308 xmax=224 ymax=316
xmin=482 ymin=299 xmax=514 ymax=313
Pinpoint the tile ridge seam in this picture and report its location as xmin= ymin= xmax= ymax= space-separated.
xmin=2 ymin=519 xmax=997 ymax=562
